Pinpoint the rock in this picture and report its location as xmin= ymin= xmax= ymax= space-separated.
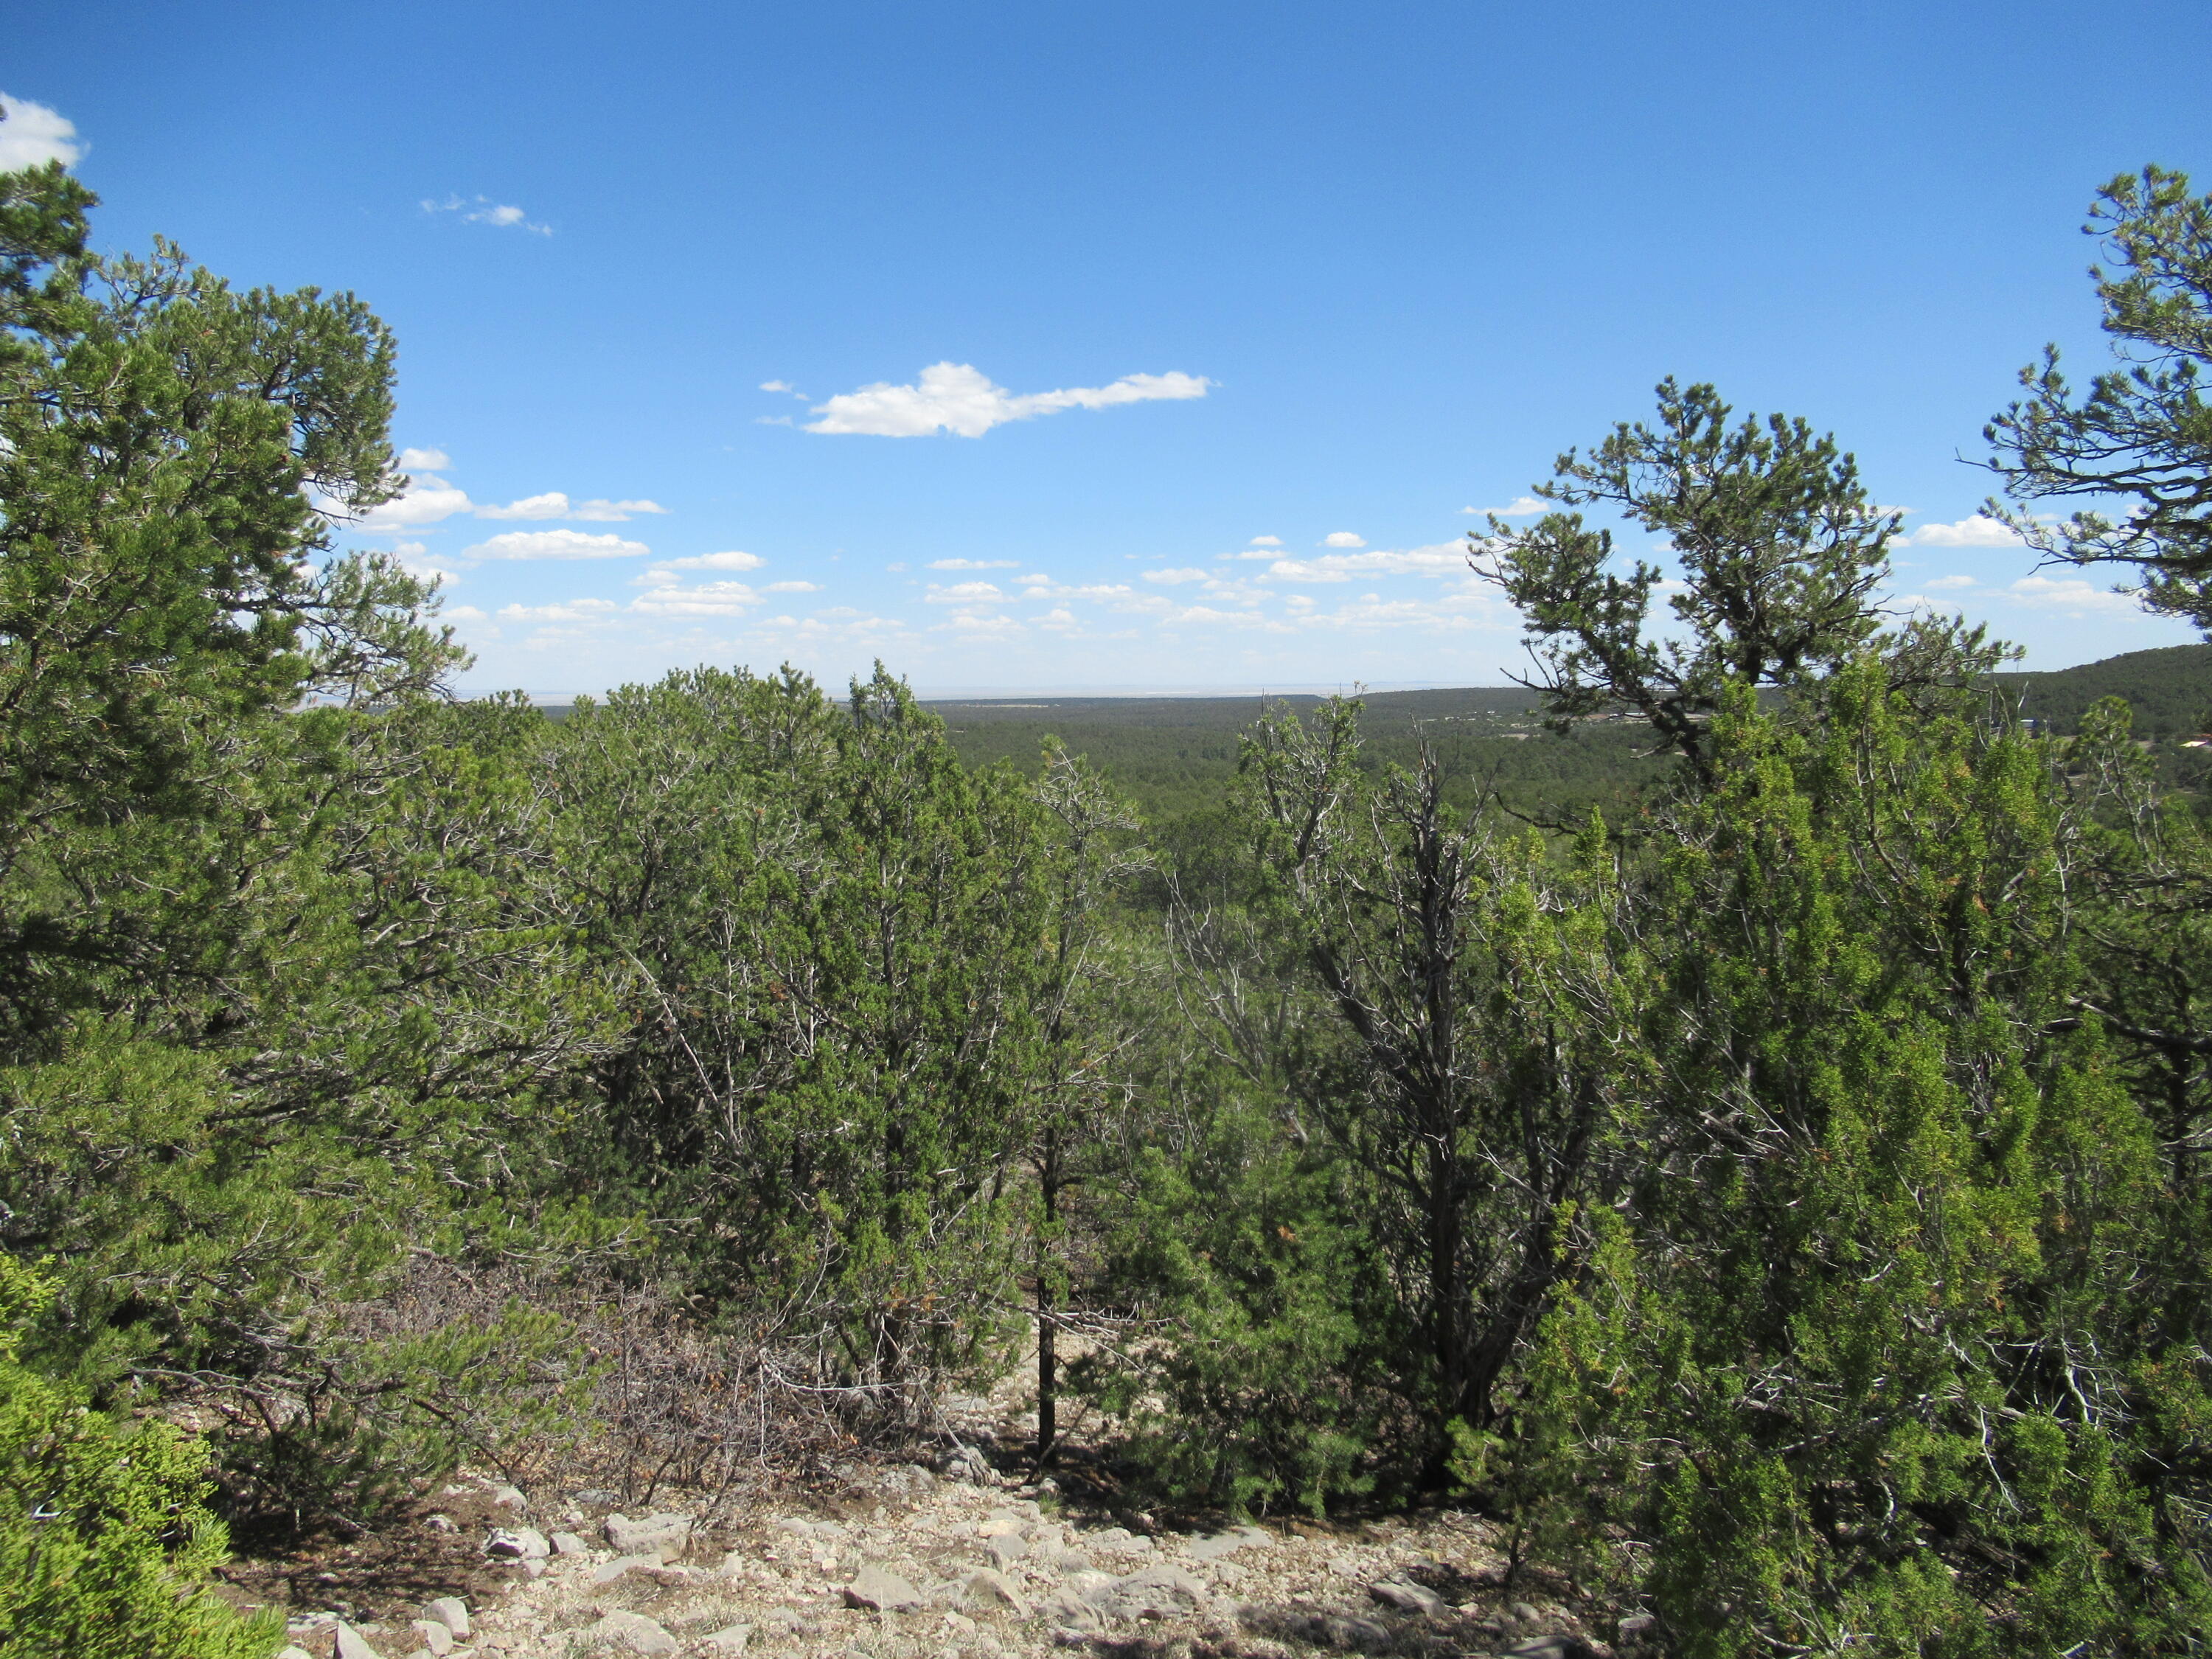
xmin=275 ymin=1649 xmax=316 ymax=1659
xmin=603 ymin=1512 xmax=692 ymax=1562
xmin=1085 ymin=1563 xmax=1208 ymax=1621
xmin=425 ymin=1512 xmax=457 ymax=1533
xmin=571 ymin=1487 xmax=622 ymax=1506
xmin=956 ymin=1568 xmax=1032 ymax=1618
xmin=976 ymin=1515 xmax=1024 ymax=1537
xmin=771 ymin=1516 xmax=815 ymax=1537
xmin=518 ymin=1555 xmax=547 ymax=1578
xmin=551 ymin=1530 xmax=590 ymax=1557
xmin=1503 ymin=1639 xmax=1593 ymax=1659
xmin=1085 ymin=1527 xmax=1131 ymax=1547
xmin=1182 ymin=1531 xmax=1244 ymax=1561
xmin=490 ymin=1484 xmax=528 ymax=1514
xmin=1369 ymin=1579 xmax=1447 ymax=1617
xmin=941 ymin=1444 xmax=995 ymax=1484
xmin=1319 ymin=1615 xmax=1393 ymax=1650
xmin=844 ymin=1562 xmax=927 ymax=1612
xmin=588 ymin=1609 xmax=680 ymax=1655
xmin=1037 ymin=1546 xmax=1093 ymax=1573
xmin=409 ymin=1620 xmax=453 ymax=1656
xmin=422 ymin=1599 xmax=470 ymax=1640
xmin=335 ymin=1625 xmax=385 ymax=1659
xmin=1618 ymin=1613 xmax=1656 ymax=1638
xmin=594 ymin=1554 xmax=661 ymax=1585
xmin=984 ymin=1533 xmax=1029 ymax=1571
xmin=1512 ymin=1601 xmax=1543 ymax=1624
xmin=484 ymin=1526 xmax=549 ymax=1560
xmin=703 ymin=1627 xmax=752 ymax=1654
xmin=1039 ymin=1593 xmax=1105 ymax=1635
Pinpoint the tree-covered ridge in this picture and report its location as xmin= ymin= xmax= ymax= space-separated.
xmin=5 ymin=156 xmax=2212 ymax=1658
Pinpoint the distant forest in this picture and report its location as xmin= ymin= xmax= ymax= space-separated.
xmin=910 ymin=642 xmax=2212 ymax=820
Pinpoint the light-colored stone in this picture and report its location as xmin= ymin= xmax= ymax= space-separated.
xmin=410 ymin=1619 xmax=454 ymax=1656
xmin=1369 ymin=1579 xmax=1447 ymax=1617
xmin=276 ymin=1649 xmax=316 ymax=1659
xmin=603 ymin=1512 xmax=692 ymax=1562
xmin=844 ymin=1562 xmax=927 ymax=1612
xmin=976 ymin=1515 xmax=1023 ymax=1537
xmin=335 ymin=1624 xmax=386 ymax=1659
xmin=1039 ymin=1593 xmax=1105 ymax=1635
xmin=702 ymin=1627 xmax=752 ymax=1654
xmin=484 ymin=1526 xmax=549 ymax=1560
xmin=984 ymin=1533 xmax=1028 ymax=1572
xmin=1183 ymin=1531 xmax=1245 ymax=1561
xmin=771 ymin=1517 xmax=815 ymax=1537
xmin=1084 ymin=1563 xmax=1208 ymax=1621
xmin=424 ymin=1598 xmax=471 ymax=1640
xmin=550 ymin=1530 xmax=590 ymax=1557
xmin=1085 ymin=1527 xmax=1131 ymax=1547
xmin=588 ymin=1609 xmax=680 ymax=1655
xmin=490 ymin=1485 xmax=528 ymax=1514
xmin=594 ymin=1554 xmax=661 ymax=1585
xmin=955 ymin=1567 xmax=1032 ymax=1618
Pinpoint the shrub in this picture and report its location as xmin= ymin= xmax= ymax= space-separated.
xmin=0 ymin=1257 xmax=280 ymax=1658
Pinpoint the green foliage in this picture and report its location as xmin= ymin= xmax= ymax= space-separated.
xmin=1478 ymin=379 xmax=2006 ymax=779
xmin=542 ymin=665 xmax=1054 ymax=1394
xmin=1988 ymin=164 xmax=2212 ymax=630
xmin=0 ymin=1257 xmax=281 ymax=1659
xmin=1085 ymin=1085 xmax=1385 ymax=1514
xmin=1517 ymin=671 xmax=2212 ymax=1655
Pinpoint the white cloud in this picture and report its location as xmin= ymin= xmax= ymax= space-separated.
xmin=803 ymin=361 xmax=1211 ymax=438
xmin=422 ymin=194 xmax=552 ymax=235
xmin=1923 ymin=574 xmax=1976 ymax=590
xmin=497 ymin=598 xmax=619 ymax=622
xmin=1907 ymin=514 xmax=2021 ymax=547
xmin=925 ymin=582 xmax=1007 ymax=605
xmin=1248 ymin=535 xmax=1282 ymax=547
xmin=2008 ymin=576 xmax=2144 ymax=615
xmin=1142 ymin=568 xmax=1213 ymax=585
xmin=570 ymin=498 xmax=668 ymax=521
xmin=389 ymin=541 xmax=465 ymax=586
xmin=444 ymin=605 xmax=488 ymax=622
xmin=465 ymin=529 xmax=652 ymax=560
xmin=765 ymin=580 xmax=821 ymax=593
xmin=630 ymin=580 xmax=758 ymax=616
xmin=330 ymin=473 xmax=473 ymax=531
xmin=1323 ymin=532 xmax=1366 ymax=548
xmin=1263 ymin=542 xmax=1472 ymax=583
xmin=645 ymin=549 xmax=764 ymax=574
xmin=397 ymin=447 xmax=452 ymax=471
xmin=0 ymin=95 xmax=84 ymax=170
xmin=476 ymin=491 xmax=571 ymax=521
xmin=933 ymin=610 xmax=1026 ymax=636
xmin=474 ymin=491 xmax=669 ymax=522
xmin=1464 ymin=497 xmax=1546 ymax=518
xmin=928 ymin=557 xmax=1020 ymax=570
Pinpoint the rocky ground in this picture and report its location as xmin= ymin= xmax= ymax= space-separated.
xmin=257 ymin=1460 xmax=1643 ymax=1659
xmin=233 ymin=1363 xmax=1647 ymax=1659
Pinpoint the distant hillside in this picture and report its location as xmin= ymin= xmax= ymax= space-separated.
xmin=1992 ymin=644 xmax=2212 ymax=736
xmin=925 ymin=646 xmax=2212 ymax=818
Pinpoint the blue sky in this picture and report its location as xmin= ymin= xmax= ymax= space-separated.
xmin=10 ymin=1 xmax=2211 ymax=692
